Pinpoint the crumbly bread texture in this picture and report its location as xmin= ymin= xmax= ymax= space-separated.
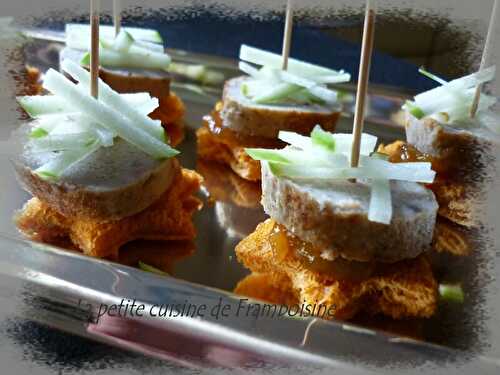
xmin=150 ymin=92 xmax=185 ymax=147
xmin=234 ymin=272 xmax=298 ymax=306
xmin=261 ymin=163 xmax=438 ymax=262
xmin=15 ymin=141 xmax=180 ymax=222
xmin=60 ymin=47 xmax=171 ymax=99
xmin=15 ymin=168 xmax=203 ymax=259
xmin=196 ymin=159 xmax=261 ymax=208
xmin=20 ymin=66 xmax=44 ymax=96
xmin=432 ymin=217 xmax=478 ymax=257
xmin=430 ymin=181 xmax=477 ymax=227
xmin=196 ymin=125 xmax=262 ymax=181
xmin=220 ymin=76 xmax=340 ymax=139
xmin=234 ymin=271 xmax=425 ymax=339
xmin=235 ymin=219 xmax=437 ymax=320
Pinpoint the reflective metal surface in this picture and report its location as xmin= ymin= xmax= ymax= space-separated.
xmin=0 ymin=31 xmax=499 ymax=373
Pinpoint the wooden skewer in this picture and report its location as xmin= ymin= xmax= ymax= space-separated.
xmin=470 ymin=0 xmax=498 ymax=118
xmin=281 ymin=0 xmax=294 ymax=70
xmin=350 ymin=0 xmax=376 ymax=168
xmin=90 ymin=0 xmax=100 ymax=99
xmin=113 ymin=0 xmax=122 ymax=37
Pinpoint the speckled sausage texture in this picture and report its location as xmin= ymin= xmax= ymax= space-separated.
xmin=15 ymin=138 xmax=179 ymax=222
xmin=260 ymin=162 xmax=438 ymax=263
xmin=405 ymin=113 xmax=500 ymax=227
xmin=219 ymin=76 xmax=340 ymax=139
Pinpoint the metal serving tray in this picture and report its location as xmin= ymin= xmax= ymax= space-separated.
xmin=0 ymin=31 xmax=499 ymax=374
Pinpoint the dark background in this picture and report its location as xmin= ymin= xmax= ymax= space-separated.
xmin=36 ymin=7 xmax=481 ymax=93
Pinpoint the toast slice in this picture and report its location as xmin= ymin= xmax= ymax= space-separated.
xmin=234 ymin=272 xmax=426 ymax=339
xmin=234 ymin=272 xmax=298 ymax=306
xmin=15 ymin=168 xmax=203 ymax=259
xmin=432 ymin=217 xmax=478 ymax=257
xmin=235 ymin=219 xmax=438 ymax=320
xmin=150 ymin=92 xmax=185 ymax=147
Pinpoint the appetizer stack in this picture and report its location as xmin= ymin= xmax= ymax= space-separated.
xmin=395 ymin=67 xmax=500 ymax=227
xmin=7 ymin=0 xmax=497 ymax=330
xmin=61 ymin=24 xmax=185 ymax=146
xmin=235 ymin=128 xmax=439 ymax=320
xmin=197 ymin=45 xmax=350 ymax=181
xmin=14 ymin=61 xmax=202 ymax=259
xmin=235 ymin=2 xmax=445 ymax=321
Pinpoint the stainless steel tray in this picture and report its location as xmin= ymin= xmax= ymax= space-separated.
xmin=0 ymin=31 xmax=499 ymax=374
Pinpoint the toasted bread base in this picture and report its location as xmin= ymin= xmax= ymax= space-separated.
xmin=151 ymin=92 xmax=186 ymax=147
xmin=19 ymin=66 xmax=43 ymax=97
xmin=432 ymin=217 xmax=478 ymax=256
xmin=235 ymin=219 xmax=438 ymax=320
xmin=196 ymin=125 xmax=262 ymax=181
xmin=235 ymin=272 xmax=298 ymax=306
xmin=234 ymin=272 xmax=425 ymax=339
xmin=15 ymin=168 xmax=203 ymax=259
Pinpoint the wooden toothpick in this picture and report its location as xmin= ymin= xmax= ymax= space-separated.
xmin=113 ymin=0 xmax=122 ymax=37
xmin=90 ymin=0 xmax=100 ymax=99
xmin=281 ymin=0 xmax=294 ymax=70
xmin=470 ymin=0 xmax=498 ymax=118
xmin=351 ymin=0 xmax=376 ymax=168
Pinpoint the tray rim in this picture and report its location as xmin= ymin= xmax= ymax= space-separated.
xmin=1 ymin=27 xmax=499 ymax=373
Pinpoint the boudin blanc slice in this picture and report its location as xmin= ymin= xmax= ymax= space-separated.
xmin=14 ymin=137 xmax=179 ymax=222
xmin=405 ymin=113 xmax=500 ymax=180
xmin=260 ymin=162 xmax=438 ymax=263
xmin=405 ymin=113 xmax=500 ymax=227
xmin=60 ymin=48 xmax=171 ymax=99
xmin=219 ymin=76 xmax=340 ymax=139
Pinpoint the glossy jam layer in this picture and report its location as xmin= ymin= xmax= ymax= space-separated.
xmin=203 ymin=102 xmax=284 ymax=149
xmin=380 ymin=140 xmax=458 ymax=179
xmin=268 ymin=221 xmax=376 ymax=282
